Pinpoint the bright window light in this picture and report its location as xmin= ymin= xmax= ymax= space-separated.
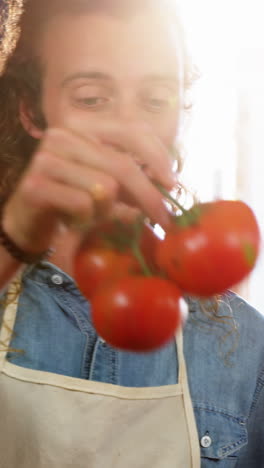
xmin=177 ymin=0 xmax=264 ymax=311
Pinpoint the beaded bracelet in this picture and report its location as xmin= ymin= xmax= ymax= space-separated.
xmin=0 ymin=224 xmax=53 ymax=264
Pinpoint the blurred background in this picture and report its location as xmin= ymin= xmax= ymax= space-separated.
xmin=177 ymin=0 xmax=264 ymax=311
xmin=0 ymin=0 xmax=263 ymax=310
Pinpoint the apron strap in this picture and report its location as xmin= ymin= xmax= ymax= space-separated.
xmin=175 ymin=327 xmax=186 ymax=386
xmin=176 ymin=327 xmax=201 ymax=466
xmin=0 ymin=277 xmax=20 ymax=371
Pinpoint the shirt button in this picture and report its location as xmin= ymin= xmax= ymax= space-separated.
xmin=201 ymin=435 xmax=212 ymax=448
xmin=51 ymin=274 xmax=64 ymax=285
xmin=99 ymin=337 xmax=106 ymax=345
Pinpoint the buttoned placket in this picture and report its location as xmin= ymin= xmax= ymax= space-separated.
xmin=49 ymin=267 xmax=119 ymax=384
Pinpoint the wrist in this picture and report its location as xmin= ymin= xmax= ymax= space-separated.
xmin=0 ymin=212 xmax=54 ymax=264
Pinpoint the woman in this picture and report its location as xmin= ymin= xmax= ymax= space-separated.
xmin=0 ymin=1 xmax=264 ymax=466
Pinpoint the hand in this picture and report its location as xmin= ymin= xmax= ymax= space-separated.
xmin=2 ymin=122 xmax=175 ymax=254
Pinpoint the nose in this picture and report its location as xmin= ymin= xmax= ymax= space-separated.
xmin=98 ymin=94 xmax=154 ymax=153
xmin=112 ymin=95 xmax=143 ymax=124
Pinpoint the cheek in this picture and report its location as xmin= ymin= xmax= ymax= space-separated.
xmin=150 ymin=112 xmax=181 ymax=148
xmin=41 ymin=84 xmax=78 ymax=128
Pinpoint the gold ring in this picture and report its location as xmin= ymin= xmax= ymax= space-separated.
xmin=89 ymin=183 xmax=106 ymax=202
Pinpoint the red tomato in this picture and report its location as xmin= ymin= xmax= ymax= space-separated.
xmin=74 ymin=220 xmax=162 ymax=294
xmin=91 ymin=276 xmax=182 ymax=351
xmin=156 ymin=200 xmax=261 ymax=297
xmin=81 ymin=220 xmax=125 ymax=248
xmin=74 ymin=247 xmax=140 ymax=300
xmin=80 ymin=219 xmax=162 ymax=268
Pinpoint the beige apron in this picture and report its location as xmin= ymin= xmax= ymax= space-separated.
xmin=0 ymin=280 xmax=200 ymax=468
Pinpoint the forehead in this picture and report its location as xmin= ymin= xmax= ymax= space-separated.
xmin=39 ymin=11 xmax=183 ymax=83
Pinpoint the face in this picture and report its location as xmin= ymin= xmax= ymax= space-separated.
xmin=27 ymin=9 xmax=184 ymax=148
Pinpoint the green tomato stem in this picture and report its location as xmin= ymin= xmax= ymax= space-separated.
xmin=155 ymin=183 xmax=189 ymax=215
xmin=131 ymin=216 xmax=153 ymax=277
xmin=131 ymin=241 xmax=153 ymax=277
xmin=155 ymin=183 xmax=201 ymax=226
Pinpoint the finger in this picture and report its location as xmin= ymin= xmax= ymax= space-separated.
xmin=40 ymin=128 xmax=170 ymax=227
xmin=23 ymin=174 xmax=95 ymax=223
xmin=107 ymin=202 xmax=141 ymax=224
xmin=116 ymin=165 xmax=170 ymax=228
xmin=32 ymin=150 xmax=118 ymax=207
xmin=97 ymin=121 xmax=176 ymax=189
xmin=42 ymin=125 xmax=175 ymax=189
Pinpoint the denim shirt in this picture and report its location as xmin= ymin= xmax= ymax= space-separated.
xmin=1 ymin=261 xmax=264 ymax=467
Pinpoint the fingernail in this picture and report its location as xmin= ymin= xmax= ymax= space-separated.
xmin=158 ymin=209 xmax=171 ymax=230
xmin=164 ymin=174 xmax=177 ymax=190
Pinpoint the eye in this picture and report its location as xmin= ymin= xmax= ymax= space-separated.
xmin=145 ymin=97 xmax=170 ymax=111
xmin=72 ymin=84 xmax=113 ymax=110
xmin=141 ymin=87 xmax=178 ymax=113
xmin=75 ymin=96 xmax=110 ymax=109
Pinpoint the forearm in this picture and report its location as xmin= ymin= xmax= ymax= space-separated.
xmin=0 ymin=244 xmax=23 ymax=293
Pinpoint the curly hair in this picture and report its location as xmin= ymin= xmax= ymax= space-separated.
xmin=0 ymin=0 xmax=198 ymax=208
